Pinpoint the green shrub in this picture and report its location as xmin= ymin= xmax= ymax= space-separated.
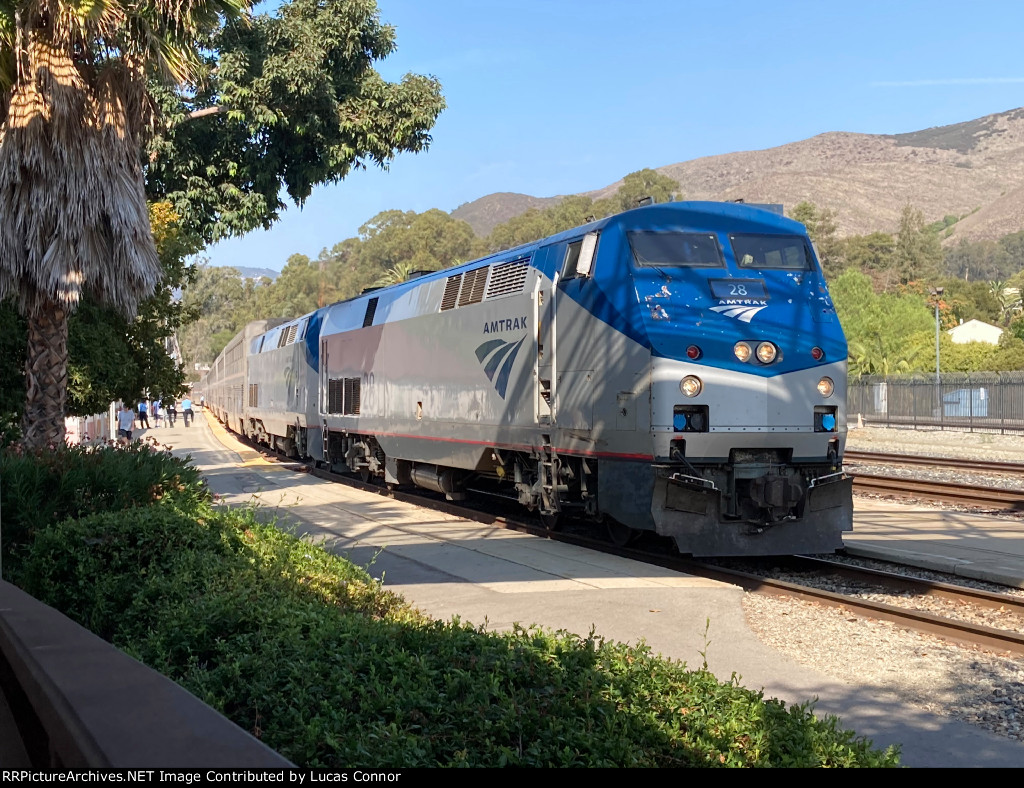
xmin=0 ymin=441 xmax=208 ymax=570
xmin=17 ymin=502 xmax=902 ymax=768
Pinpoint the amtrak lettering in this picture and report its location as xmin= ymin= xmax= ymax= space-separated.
xmin=482 ymin=315 xmax=529 ymax=334
xmin=709 ymin=300 xmax=768 ymax=323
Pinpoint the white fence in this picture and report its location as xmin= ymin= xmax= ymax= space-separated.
xmin=64 ymin=403 xmax=118 ymax=446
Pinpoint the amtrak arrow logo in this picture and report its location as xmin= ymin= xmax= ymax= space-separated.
xmin=709 ymin=304 xmax=767 ymax=323
xmin=475 ymin=336 xmax=526 ymax=398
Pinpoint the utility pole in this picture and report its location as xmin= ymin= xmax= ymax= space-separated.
xmin=931 ymin=286 xmax=944 ymax=417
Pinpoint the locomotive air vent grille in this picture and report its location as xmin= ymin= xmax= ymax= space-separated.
xmin=343 ymin=377 xmax=361 ymax=415
xmin=278 ymin=324 xmax=298 ymax=348
xmin=485 ymin=259 xmax=530 ymax=299
xmin=327 ymin=379 xmax=344 ymax=414
xmin=458 ymin=266 xmax=489 ymax=307
xmin=440 ymin=275 xmax=462 ymax=311
xmin=363 ymin=297 xmax=379 ymax=327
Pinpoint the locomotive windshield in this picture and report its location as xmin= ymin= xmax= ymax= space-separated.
xmin=628 ymin=231 xmax=724 ymax=268
xmin=729 ymin=234 xmax=812 ymax=270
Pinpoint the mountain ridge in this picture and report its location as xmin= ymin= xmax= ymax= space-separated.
xmin=451 ymin=107 xmax=1024 ymax=243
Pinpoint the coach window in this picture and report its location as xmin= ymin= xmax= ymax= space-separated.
xmin=729 ymin=234 xmax=811 ymax=270
xmin=628 ymin=231 xmax=724 ymax=268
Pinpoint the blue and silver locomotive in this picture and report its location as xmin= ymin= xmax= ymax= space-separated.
xmin=204 ymin=201 xmax=852 ymax=556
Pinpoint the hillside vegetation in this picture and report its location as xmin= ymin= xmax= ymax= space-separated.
xmin=185 ymin=167 xmax=1024 ymax=378
xmin=453 ymin=107 xmax=1024 ymax=243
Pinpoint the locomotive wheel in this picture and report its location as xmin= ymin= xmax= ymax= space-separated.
xmin=605 ymin=518 xmax=639 ymax=548
xmin=359 ymin=467 xmax=372 ymax=483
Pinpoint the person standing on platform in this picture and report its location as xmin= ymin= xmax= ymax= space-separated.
xmin=137 ymin=399 xmax=149 ymax=429
xmin=117 ymin=403 xmax=135 ymax=444
xmin=152 ymin=398 xmax=162 ymax=428
xmin=181 ymin=396 xmax=193 ymax=427
xmin=166 ymin=396 xmax=177 ymax=427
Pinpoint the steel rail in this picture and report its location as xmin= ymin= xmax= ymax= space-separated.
xmin=852 ymin=473 xmax=1024 ymax=510
xmin=680 ymin=558 xmax=1024 ymax=657
xmin=225 ymin=429 xmax=1024 ymax=657
xmin=845 ymin=451 xmax=1024 ymax=476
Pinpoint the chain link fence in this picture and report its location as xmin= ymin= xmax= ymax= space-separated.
xmin=848 ymin=372 xmax=1024 ymax=434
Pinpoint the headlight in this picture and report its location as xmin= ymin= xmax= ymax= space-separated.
xmin=756 ymin=342 xmax=777 ymax=364
xmin=817 ymin=377 xmax=834 ymax=397
xmin=680 ymin=376 xmax=703 ymax=397
xmin=733 ymin=342 xmax=751 ymax=363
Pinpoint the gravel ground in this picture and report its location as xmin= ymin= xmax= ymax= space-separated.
xmin=740 ymin=425 xmax=1024 ymax=745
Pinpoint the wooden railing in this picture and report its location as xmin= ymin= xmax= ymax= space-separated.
xmin=0 ymin=580 xmax=294 ymax=768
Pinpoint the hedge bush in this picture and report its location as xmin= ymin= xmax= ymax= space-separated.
xmin=0 ymin=440 xmax=207 ymax=569
xmin=6 ymin=448 xmax=901 ymax=768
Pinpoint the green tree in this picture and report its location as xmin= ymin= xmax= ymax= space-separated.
xmin=989 ymin=279 xmax=1023 ymax=326
xmin=838 ymin=231 xmax=896 ymax=291
xmin=178 ymin=264 xmax=269 ymax=368
xmin=258 ymin=255 xmax=326 ymax=320
xmin=789 ymin=201 xmax=843 ymax=278
xmin=893 ymin=204 xmax=943 ymax=288
xmin=0 ymin=0 xmax=205 ymax=446
xmin=832 ymin=270 xmax=936 ymax=376
xmin=608 ymin=168 xmax=681 ymax=212
xmin=374 ymin=261 xmax=422 ymax=287
xmin=989 ymin=333 xmax=1024 ymax=371
xmin=943 ymin=238 xmax=1012 ymax=282
xmin=929 ymin=279 xmax=1002 ymax=326
xmin=0 ymin=203 xmax=197 ymax=426
xmin=146 ymin=0 xmax=445 ymax=245
xmin=0 ymin=0 xmax=445 ymax=447
xmin=486 ymin=170 xmax=681 ymax=253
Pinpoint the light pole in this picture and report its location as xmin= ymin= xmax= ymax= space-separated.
xmin=931 ymin=286 xmax=944 ymax=416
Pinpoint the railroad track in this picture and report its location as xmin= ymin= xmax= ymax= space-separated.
xmin=845 ymin=450 xmax=1024 ymax=477
xmin=851 ymin=474 xmax=1024 ymax=510
xmin=302 ymin=461 xmax=1024 ymax=658
xmin=222 ymin=429 xmax=1024 ymax=657
xmin=691 ymin=556 xmax=1024 ymax=657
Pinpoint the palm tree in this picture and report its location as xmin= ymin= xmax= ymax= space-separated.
xmin=0 ymin=0 xmax=244 ymax=448
xmin=374 ymin=261 xmax=427 ymax=288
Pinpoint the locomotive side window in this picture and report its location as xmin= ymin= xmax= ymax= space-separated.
xmin=729 ymin=234 xmax=812 ymax=270
xmin=562 ymin=241 xmax=583 ymax=278
xmin=628 ymin=231 xmax=723 ymax=267
xmin=561 ymin=232 xmax=599 ymax=279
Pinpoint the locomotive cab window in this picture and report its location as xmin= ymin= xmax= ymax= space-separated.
xmin=561 ymin=232 xmax=599 ymax=280
xmin=562 ymin=241 xmax=583 ymax=279
xmin=729 ymin=234 xmax=812 ymax=270
xmin=628 ymin=231 xmax=724 ymax=268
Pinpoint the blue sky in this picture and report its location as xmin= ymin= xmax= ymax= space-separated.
xmin=202 ymin=0 xmax=1024 ymax=272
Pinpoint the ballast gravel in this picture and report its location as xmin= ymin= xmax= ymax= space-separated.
xmin=741 ymin=426 xmax=1024 ymax=744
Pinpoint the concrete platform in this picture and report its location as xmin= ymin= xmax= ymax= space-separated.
xmin=153 ymin=413 xmax=1024 ymax=768
xmin=847 ymin=497 xmax=1024 ymax=589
